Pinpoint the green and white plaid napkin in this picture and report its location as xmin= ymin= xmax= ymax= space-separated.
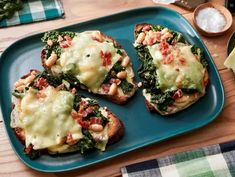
xmin=0 ymin=0 xmax=64 ymax=27
xmin=121 ymin=141 xmax=235 ymax=177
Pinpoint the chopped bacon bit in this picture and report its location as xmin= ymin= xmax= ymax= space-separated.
xmin=78 ymin=120 xmax=90 ymax=129
xmin=161 ymin=32 xmax=173 ymax=40
xmin=142 ymin=25 xmax=151 ymax=31
xmin=143 ymin=36 xmax=157 ymax=46
xmin=81 ymin=106 xmax=94 ymax=118
xmin=80 ymin=100 xmax=87 ymax=107
xmin=179 ymin=58 xmax=187 ymax=65
xmin=143 ymin=31 xmax=162 ymax=45
xmin=64 ymin=35 xmax=71 ymax=41
xmin=35 ymin=78 xmax=48 ymax=90
xmin=172 ymin=89 xmax=183 ymax=100
xmin=155 ymin=31 xmax=162 ymax=42
xmin=81 ymin=111 xmax=88 ymax=117
xmin=149 ymin=38 xmax=155 ymax=45
xmin=85 ymin=107 xmax=94 ymax=114
xmin=71 ymin=111 xmax=78 ymax=119
xmin=100 ymin=50 xmax=112 ymax=66
xmin=71 ymin=111 xmax=82 ymax=120
xmin=24 ymin=144 xmax=33 ymax=155
xmin=161 ymin=49 xmax=168 ymax=56
xmin=59 ymin=35 xmax=72 ymax=48
xmin=159 ymin=41 xmax=169 ymax=51
xmin=60 ymin=40 xmax=72 ymax=48
xmin=66 ymin=133 xmax=73 ymax=143
xmin=101 ymin=84 xmax=110 ymax=93
xmin=158 ymin=41 xmax=170 ymax=57
xmin=90 ymin=117 xmax=103 ymax=125
xmin=162 ymin=54 xmax=174 ymax=64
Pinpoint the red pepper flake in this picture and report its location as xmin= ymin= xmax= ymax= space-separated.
xmin=35 ymin=78 xmax=48 ymax=90
xmin=100 ymin=50 xmax=112 ymax=66
xmin=172 ymin=89 xmax=183 ymax=100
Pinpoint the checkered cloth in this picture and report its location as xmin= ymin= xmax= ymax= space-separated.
xmin=121 ymin=141 xmax=235 ymax=177
xmin=0 ymin=0 xmax=64 ymax=27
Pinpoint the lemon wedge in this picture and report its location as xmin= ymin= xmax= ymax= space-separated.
xmin=224 ymin=47 xmax=235 ymax=72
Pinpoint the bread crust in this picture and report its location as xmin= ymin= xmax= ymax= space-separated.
xmin=106 ymin=110 xmax=125 ymax=144
xmin=41 ymin=31 xmax=137 ymax=104
xmin=134 ymin=23 xmax=209 ymax=115
xmin=144 ymin=92 xmax=205 ymax=116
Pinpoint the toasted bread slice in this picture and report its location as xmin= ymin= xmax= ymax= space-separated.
xmin=11 ymin=70 xmax=124 ymax=159
xmin=134 ymin=23 xmax=209 ymax=115
xmin=41 ymin=30 xmax=137 ymax=104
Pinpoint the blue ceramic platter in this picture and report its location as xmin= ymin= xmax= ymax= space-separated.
xmin=0 ymin=7 xmax=224 ymax=172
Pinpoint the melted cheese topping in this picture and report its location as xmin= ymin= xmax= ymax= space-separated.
xmin=148 ymin=43 xmax=205 ymax=93
xmin=90 ymin=125 xmax=109 ymax=151
xmin=57 ymin=31 xmax=121 ymax=93
xmin=12 ymin=86 xmax=83 ymax=150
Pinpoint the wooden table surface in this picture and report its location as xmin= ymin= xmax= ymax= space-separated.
xmin=1 ymin=0 xmax=235 ymax=176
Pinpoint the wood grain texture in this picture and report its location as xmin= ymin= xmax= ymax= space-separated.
xmin=0 ymin=0 xmax=234 ymax=176
xmin=0 ymin=0 xmax=190 ymax=52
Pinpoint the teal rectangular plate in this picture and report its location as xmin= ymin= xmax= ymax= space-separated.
xmin=0 ymin=7 xmax=224 ymax=172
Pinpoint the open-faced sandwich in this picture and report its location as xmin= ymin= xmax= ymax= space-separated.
xmin=41 ymin=30 xmax=137 ymax=104
xmin=11 ymin=70 xmax=124 ymax=159
xmin=134 ymin=23 xmax=209 ymax=115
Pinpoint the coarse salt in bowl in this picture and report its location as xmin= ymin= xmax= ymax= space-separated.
xmin=193 ymin=3 xmax=232 ymax=36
